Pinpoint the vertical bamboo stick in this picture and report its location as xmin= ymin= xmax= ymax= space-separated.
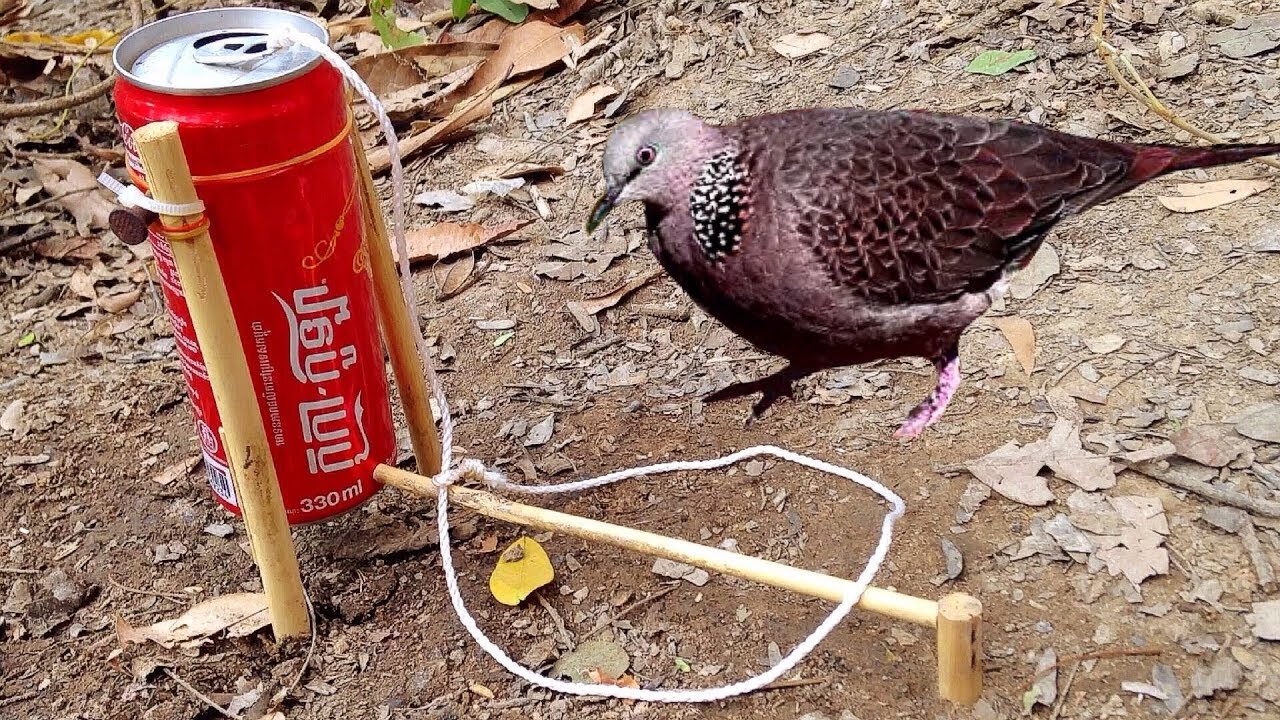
xmin=132 ymin=120 xmax=309 ymax=640
xmin=936 ymin=592 xmax=983 ymax=704
xmin=351 ymin=137 xmax=443 ymax=477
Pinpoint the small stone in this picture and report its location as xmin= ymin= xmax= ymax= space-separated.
xmin=1190 ymin=656 xmax=1243 ymax=698
xmin=1248 ymin=599 xmax=1280 ymax=640
xmin=940 ymin=538 xmax=963 ymax=580
xmin=3 ymin=580 xmax=33 ymax=614
xmin=1034 ymin=621 xmax=1054 ymax=634
xmin=828 ymin=65 xmax=862 ymax=89
xmin=1201 ymin=506 xmax=1247 ymax=534
xmin=204 ymin=523 xmax=234 ymax=538
xmin=651 ymin=558 xmax=710 ymax=586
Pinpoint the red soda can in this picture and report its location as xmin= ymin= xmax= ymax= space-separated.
xmin=112 ymin=8 xmax=395 ymax=524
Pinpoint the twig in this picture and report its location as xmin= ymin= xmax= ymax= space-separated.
xmin=0 ymin=567 xmax=39 ymax=574
xmin=1017 ymin=646 xmax=1163 ymax=693
xmin=1129 ymin=461 xmax=1280 ymax=518
xmin=537 ymin=593 xmax=575 ymax=650
xmin=1090 ymin=0 xmax=1280 ymax=171
xmin=581 ymin=585 xmax=677 ymax=641
xmin=756 ymin=677 xmax=828 ymax=692
xmin=1048 ymin=661 xmax=1081 ymax=720
xmin=163 ymin=669 xmax=235 ymax=719
xmin=277 ymin=591 xmax=320 ymax=705
xmin=0 ymin=0 xmax=145 ymax=120
xmin=108 ymin=575 xmax=188 ymax=603
xmin=0 ymin=692 xmax=38 ymax=709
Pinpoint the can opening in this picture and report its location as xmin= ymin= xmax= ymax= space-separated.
xmin=193 ymin=31 xmax=272 ymax=66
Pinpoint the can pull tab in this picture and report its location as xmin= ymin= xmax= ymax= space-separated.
xmin=192 ymin=31 xmax=275 ymax=66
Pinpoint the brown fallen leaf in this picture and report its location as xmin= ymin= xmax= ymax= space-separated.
xmin=115 ymin=593 xmax=269 ymax=649
xmin=992 ymin=315 xmax=1036 ymax=377
xmin=1170 ymin=424 xmax=1250 ymax=468
xmin=350 ymin=41 xmax=496 ymax=97
xmin=1 ymin=0 xmax=30 ymax=28
xmin=771 ymin=32 xmax=834 ymax=59
xmin=398 ymin=219 xmax=532 ymax=263
xmin=565 ymin=84 xmax=617 ymax=125
xmin=531 ymin=0 xmax=593 ymax=25
xmin=31 ymin=159 xmax=117 ymax=235
xmin=32 ymin=236 xmax=104 ymax=261
xmin=588 ymin=668 xmax=640 ymax=688
xmin=68 ymin=267 xmax=96 ymax=299
xmin=460 ymin=20 xmax=585 ymax=98
xmin=1156 ymin=179 xmax=1271 ymax=213
xmin=368 ymin=71 xmax=506 ymax=176
xmin=514 ymin=0 xmax=558 ymax=8
xmin=434 ymin=252 xmax=477 ymax=299
xmin=567 ymin=269 xmax=661 ymax=318
xmin=152 ymin=455 xmax=201 ymax=486
xmin=98 ymin=287 xmax=142 ymax=314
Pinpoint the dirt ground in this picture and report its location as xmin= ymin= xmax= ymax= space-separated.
xmin=3 ymin=0 xmax=1280 ymax=718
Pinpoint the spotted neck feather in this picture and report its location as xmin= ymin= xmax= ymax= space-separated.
xmin=688 ymin=148 xmax=750 ymax=261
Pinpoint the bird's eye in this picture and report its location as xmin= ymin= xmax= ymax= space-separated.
xmin=636 ymin=145 xmax=656 ymax=166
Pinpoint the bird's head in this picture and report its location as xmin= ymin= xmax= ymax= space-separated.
xmin=586 ymin=109 xmax=717 ymax=232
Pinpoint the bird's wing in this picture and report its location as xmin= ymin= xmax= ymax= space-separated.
xmin=738 ymin=109 xmax=1133 ymax=305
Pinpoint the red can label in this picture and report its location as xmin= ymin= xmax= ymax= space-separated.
xmin=148 ymin=225 xmax=238 ymax=506
xmin=114 ymin=54 xmax=395 ymax=524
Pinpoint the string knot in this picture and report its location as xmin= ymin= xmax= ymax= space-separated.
xmin=431 ymin=458 xmax=502 ymax=489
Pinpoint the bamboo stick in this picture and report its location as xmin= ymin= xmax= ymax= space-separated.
xmin=374 ymin=463 xmax=940 ymax=628
xmin=937 ymin=592 xmax=983 ymax=704
xmin=351 ymin=134 xmax=443 ymax=476
xmin=132 ymin=120 xmax=309 ymax=640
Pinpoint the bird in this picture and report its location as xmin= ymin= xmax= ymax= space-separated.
xmin=585 ymin=107 xmax=1280 ymax=438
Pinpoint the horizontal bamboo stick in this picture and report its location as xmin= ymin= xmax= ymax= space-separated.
xmin=374 ymin=463 xmax=939 ymax=628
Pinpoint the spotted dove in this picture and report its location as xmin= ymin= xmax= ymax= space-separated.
xmin=586 ymin=108 xmax=1279 ymax=438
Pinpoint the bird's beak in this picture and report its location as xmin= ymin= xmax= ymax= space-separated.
xmin=586 ymin=183 xmax=622 ymax=233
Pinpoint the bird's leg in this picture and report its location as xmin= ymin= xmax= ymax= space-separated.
xmin=703 ymin=364 xmax=811 ymax=423
xmin=894 ymin=345 xmax=961 ymax=439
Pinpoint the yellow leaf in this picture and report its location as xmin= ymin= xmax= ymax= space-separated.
xmin=489 ymin=536 xmax=553 ymax=606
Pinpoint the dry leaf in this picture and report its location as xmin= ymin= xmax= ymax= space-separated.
xmin=433 ymin=252 xmax=477 ymax=299
xmin=32 ymin=236 xmax=103 ymax=261
xmin=1010 ymin=242 xmax=1060 ymax=299
xmin=1171 ymin=424 xmax=1250 ymax=468
xmin=115 ymin=593 xmax=269 ymax=648
xmin=489 ymin=536 xmax=554 ymax=605
xmin=152 ymin=455 xmax=200 ymax=486
xmin=966 ymin=440 xmax=1055 ymax=505
xmin=0 ymin=0 xmax=30 ymax=28
xmin=350 ymin=41 xmax=496 ymax=96
xmin=400 ymin=219 xmax=530 ymax=263
xmin=368 ymin=74 xmax=501 ymax=175
xmin=992 ymin=315 xmax=1036 ymax=377
xmin=1157 ymin=179 xmax=1271 ymax=213
xmin=565 ymin=84 xmax=617 ymax=125
xmin=568 ymin=269 xmax=661 ymax=317
xmin=770 ymin=32 xmax=833 ymax=59
xmin=98 ymin=287 xmax=142 ymax=314
xmin=68 ymin=268 xmax=96 ymax=299
xmin=461 ymin=20 xmax=585 ymax=97
xmin=966 ymin=418 xmax=1114 ymax=504
xmin=513 ymin=0 xmax=558 ymax=8
xmin=31 ymin=159 xmax=116 ymax=235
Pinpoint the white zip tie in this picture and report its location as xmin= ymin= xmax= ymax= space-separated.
xmin=266 ymin=26 xmax=907 ymax=703
xmin=98 ymin=172 xmax=205 ymax=217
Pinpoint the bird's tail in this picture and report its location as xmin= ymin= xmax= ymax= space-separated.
xmin=1129 ymin=142 xmax=1280 ymax=182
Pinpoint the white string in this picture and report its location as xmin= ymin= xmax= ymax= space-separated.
xmin=269 ymin=27 xmax=906 ymax=703
xmin=97 ymin=172 xmax=206 ymax=217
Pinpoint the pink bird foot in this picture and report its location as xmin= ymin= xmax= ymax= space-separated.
xmin=894 ymin=348 xmax=960 ymax=439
